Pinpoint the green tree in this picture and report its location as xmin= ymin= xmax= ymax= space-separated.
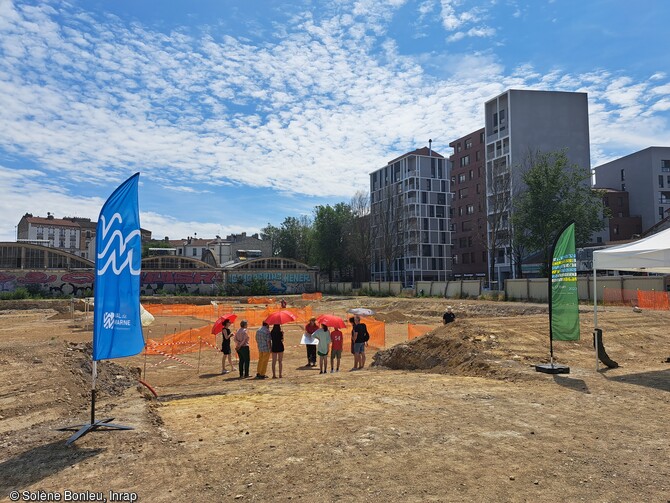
xmin=512 ymin=150 xmax=606 ymax=277
xmin=265 ymin=216 xmax=314 ymax=264
xmin=312 ymin=203 xmax=352 ymax=281
xmin=348 ymin=191 xmax=371 ymax=282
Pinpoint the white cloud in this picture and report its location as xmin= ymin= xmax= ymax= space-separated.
xmin=0 ymin=0 xmax=667 ymax=229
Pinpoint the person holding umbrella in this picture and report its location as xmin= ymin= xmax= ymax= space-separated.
xmin=234 ymin=320 xmax=251 ymax=378
xmin=304 ymin=317 xmax=319 ymax=367
xmin=220 ymin=319 xmax=234 ymax=374
xmin=270 ymin=324 xmax=284 ymax=378
xmin=352 ymin=315 xmax=369 ymax=370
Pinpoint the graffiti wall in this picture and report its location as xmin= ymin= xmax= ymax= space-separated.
xmin=0 ymin=270 xmax=95 ymax=297
xmin=0 ymin=268 xmax=316 ymax=296
xmin=227 ymin=271 xmax=315 ymax=294
xmin=140 ymin=270 xmax=223 ymax=295
xmin=0 ymin=269 xmax=224 ymax=297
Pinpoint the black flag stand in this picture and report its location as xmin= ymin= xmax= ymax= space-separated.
xmin=57 ymin=360 xmax=133 ymax=446
xmin=536 ymin=222 xmax=572 ymax=375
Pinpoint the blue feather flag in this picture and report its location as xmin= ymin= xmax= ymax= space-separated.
xmin=92 ymin=173 xmax=144 ymax=361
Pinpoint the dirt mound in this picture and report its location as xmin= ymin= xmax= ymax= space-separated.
xmin=63 ymin=342 xmax=141 ymax=396
xmin=372 ymin=325 xmax=524 ymax=380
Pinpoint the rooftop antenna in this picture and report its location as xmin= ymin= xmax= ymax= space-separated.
xmin=428 ymin=139 xmax=432 ymax=157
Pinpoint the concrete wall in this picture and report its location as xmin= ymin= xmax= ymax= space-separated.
xmin=322 ymin=282 xmax=353 ymax=294
xmin=445 ymin=280 xmax=483 ymax=298
xmin=360 ymin=281 xmax=403 ymax=295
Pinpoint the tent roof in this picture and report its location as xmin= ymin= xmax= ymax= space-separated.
xmin=593 ymin=228 xmax=670 ymax=273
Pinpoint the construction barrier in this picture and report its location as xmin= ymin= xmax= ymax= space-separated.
xmin=408 ymin=323 xmax=436 ymax=340
xmin=247 ymin=297 xmax=275 ymax=304
xmin=360 ymin=317 xmax=385 ymax=348
xmin=143 ymin=303 xmax=236 ymax=320
xmin=602 ymin=288 xmax=638 ymax=306
xmin=637 ymin=290 xmax=670 ymax=310
xmin=302 ymin=292 xmax=323 ymax=300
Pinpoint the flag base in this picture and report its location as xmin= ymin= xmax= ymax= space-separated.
xmin=57 ymin=418 xmax=134 ymax=446
xmin=535 ymin=363 xmax=570 ymax=374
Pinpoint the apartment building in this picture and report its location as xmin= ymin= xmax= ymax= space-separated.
xmin=594 ymin=147 xmax=670 ymax=233
xmin=484 ymin=89 xmax=591 ymax=282
xmin=449 ymin=128 xmax=487 ymax=279
xmin=369 ymin=146 xmax=452 ymax=285
xmin=17 ymin=213 xmax=84 ymax=258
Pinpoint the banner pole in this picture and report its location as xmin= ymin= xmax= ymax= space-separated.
xmin=91 ymin=360 xmax=97 ymax=424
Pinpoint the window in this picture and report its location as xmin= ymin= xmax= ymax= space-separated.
xmin=462 ymin=253 xmax=470 ymax=264
xmin=480 ymin=131 xmax=484 ymax=143
xmin=458 ymin=173 xmax=466 ymax=183
xmin=466 ymin=205 xmax=475 ymax=215
xmin=660 ymin=207 xmax=666 ymax=218
xmin=459 ymin=188 xmax=469 ymax=199
xmin=662 ymin=160 xmax=670 ymax=172
xmin=476 ymin=184 xmax=481 ymax=194
xmin=475 ymin=151 xmax=481 ymax=162
xmin=459 ymin=237 xmax=468 ymax=248
xmin=660 ymin=175 xmax=664 ymax=188
xmin=460 ymin=155 xmax=470 ymax=167
xmin=469 ymin=170 xmax=474 ymax=180
xmin=465 ymin=138 xmax=473 ymax=149
xmin=493 ymin=112 xmax=498 ymax=127
xmin=192 ymin=248 xmax=197 ymax=256
xmin=457 ymin=143 xmax=462 ymax=152
xmin=620 ymin=169 xmax=625 ymax=181
xmin=482 ymin=251 xmax=487 ymax=263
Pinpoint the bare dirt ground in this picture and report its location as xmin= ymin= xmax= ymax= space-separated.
xmin=1 ymin=296 xmax=668 ymax=502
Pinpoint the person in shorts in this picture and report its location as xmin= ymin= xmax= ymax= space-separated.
xmin=352 ymin=315 xmax=368 ymax=370
xmin=304 ymin=317 xmax=319 ymax=367
xmin=220 ymin=319 xmax=234 ymax=374
xmin=330 ymin=325 xmax=343 ymax=372
xmin=312 ymin=323 xmax=331 ymax=374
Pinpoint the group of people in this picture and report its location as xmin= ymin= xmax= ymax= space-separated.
xmin=219 ymin=314 xmax=370 ymax=379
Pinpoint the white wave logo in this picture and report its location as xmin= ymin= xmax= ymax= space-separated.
xmin=103 ymin=311 xmax=115 ymax=329
xmin=97 ymin=213 xmax=141 ymax=276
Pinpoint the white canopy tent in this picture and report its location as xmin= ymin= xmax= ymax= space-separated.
xmin=592 ymin=228 xmax=670 ymax=369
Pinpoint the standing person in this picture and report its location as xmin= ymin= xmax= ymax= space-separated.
xmin=220 ymin=319 xmax=234 ymax=374
xmin=330 ymin=324 xmax=343 ymax=373
xmin=348 ymin=317 xmax=356 ymax=356
xmin=234 ymin=320 xmax=250 ymax=378
xmin=442 ymin=306 xmax=456 ymax=324
xmin=255 ymin=321 xmax=271 ymax=379
xmin=270 ymin=324 xmax=284 ymax=378
xmin=312 ymin=323 xmax=331 ymax=374
xmin=304 ymin=317 xmax=319 ymax=367
xmin=352 ymin=315 xmax=369 ymax=370
xmin=280 ymin=298 xmax=287 ymax=308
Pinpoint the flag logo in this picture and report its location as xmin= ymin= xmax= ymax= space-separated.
xmin=103 ymin=312 xmax=115 ymax=330
xmin=97 ymin=213 xmax=142 ymax=276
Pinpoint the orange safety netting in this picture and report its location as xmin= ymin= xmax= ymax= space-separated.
xmin=602 ymin=288 xmax=638 ymax=306
xmin=302 ymin=292 xmax=323 ymax=300
xmin=360 ymin=317 xmax=385 ymax=348
xmin=146 ymin=325 xmax=261 ymax=360
xmin=143 ymin=303 xmax=236 ymax=321
xmin=247 ymin=297 xmax=275 ymax=304
xmin=408 ymin=323 xmax=435 ymax=340
xmin=637 ymin=290 xmax=670 ymax=310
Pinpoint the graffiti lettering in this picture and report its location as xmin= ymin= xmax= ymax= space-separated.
xmin=17 ymin=272 xmax=57 ymax=284
xmin=61 ymin=271 xmax=95 ymax=284
xmin=140 ymin=271 xmax=220 ymax=285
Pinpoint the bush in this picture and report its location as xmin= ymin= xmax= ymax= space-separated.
xmin=0 ymin=287 xmax=30 ymax=300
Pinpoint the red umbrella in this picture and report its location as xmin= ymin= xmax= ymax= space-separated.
xmin=265 ymin=310 xmax=297 ymax=325
xmin=212 ymin=313 xmax=237 ymax=334
xmin=316 ymin=314 xmax=346 ymax=329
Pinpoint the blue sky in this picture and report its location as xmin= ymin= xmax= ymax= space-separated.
xmin=1 ymin=0 xmax=669 ymax=242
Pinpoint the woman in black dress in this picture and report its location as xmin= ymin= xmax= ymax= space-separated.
xmin=270 ymin=324 xmax=284 ymax=378
xmin=221 ymin=319 xmax=234 ymax=374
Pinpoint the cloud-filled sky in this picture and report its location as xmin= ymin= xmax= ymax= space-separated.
xmin=1 ymin=0 xmax=669 ymax=241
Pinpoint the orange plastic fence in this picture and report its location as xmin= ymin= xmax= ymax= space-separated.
xmin=602 ymin=288 xmax=638 ymax=306
xmin=302 ymin=292 xmax=323 ymax=300
xmin=637 ymin=290 xmax=670 ymax=310
xmin=143 ymin=303 xmax=236 ymax=320
xmin=146 ymin=325 xmax=260 ymax=361
xmin=247 ymin=297 xmax=275 ymax=304
xmin=408 ymin=324 xmax=435 ymax=340
xmin=360 ymin=317 xmax=385 ymax=348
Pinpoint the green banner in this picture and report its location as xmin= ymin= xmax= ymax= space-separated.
xmin=551 ymin=223 xmax=580 ymax=341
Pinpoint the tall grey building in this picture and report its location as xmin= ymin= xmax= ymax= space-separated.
xmin=484 ymin=89 xmax=591 ymax=282
xmin=369 ymin=146 xmax=451 ymax=286
xmin=594 ymin=147 xmax=670 ymax=233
